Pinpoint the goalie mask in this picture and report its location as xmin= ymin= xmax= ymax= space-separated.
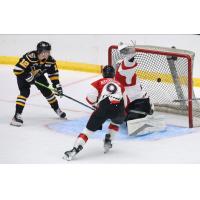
xmin=102 ymin=65 xmax=115 ymax=78
xmin=118 ymin=41 xmax=136 ymax=57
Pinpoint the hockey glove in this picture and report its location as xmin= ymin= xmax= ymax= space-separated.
xmin=54 ymin=84 xmax=63 ymax=97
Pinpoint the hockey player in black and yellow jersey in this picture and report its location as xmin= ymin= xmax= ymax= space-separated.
xmin=10 ymin=41 xmax=66 ymax=127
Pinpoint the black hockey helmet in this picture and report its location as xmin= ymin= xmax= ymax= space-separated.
xmin=37 ymin=41 xmax=51 ymax=53
xmin=102 ymin=65 xmax=115 ymax=78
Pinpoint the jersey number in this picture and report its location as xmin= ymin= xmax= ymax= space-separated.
xmin=19 ymin=59 xmax=29 ymax=68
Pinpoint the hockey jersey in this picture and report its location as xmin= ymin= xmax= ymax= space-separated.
xmin=86 ymin=78 xmax=127 ymax=107
xmin=13 ymin=51 xmax=60 ymax=87
xmin=115 ymin=56 xmax=148 ymax=103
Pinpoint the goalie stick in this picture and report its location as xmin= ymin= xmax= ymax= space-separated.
xmin=173 ymin=98 xmax=200 ymax=102
xmin=129 ymin=109 xmax=148 ymax=115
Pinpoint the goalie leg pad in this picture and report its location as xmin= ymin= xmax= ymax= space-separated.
xmin=127 ymin=115 xmax=166 ymax=136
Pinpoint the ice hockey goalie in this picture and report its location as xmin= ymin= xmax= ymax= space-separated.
xmin=115 ymin=41 xmax=165 ymax=135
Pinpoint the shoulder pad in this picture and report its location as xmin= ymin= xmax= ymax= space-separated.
xmin=47 ymin=56 xmax=56 ymax=63
xmin=24 ymin=51 xmax=37 ymax=62
xmin=28 ymin=51 xmax=37 ymax=59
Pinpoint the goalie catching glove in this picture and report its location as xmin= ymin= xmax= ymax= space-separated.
xmin=54 ymin=83 xmax=63 ymax=97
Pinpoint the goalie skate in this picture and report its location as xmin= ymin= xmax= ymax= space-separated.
xmin=104 ymin=134 xmax=112 ymax=153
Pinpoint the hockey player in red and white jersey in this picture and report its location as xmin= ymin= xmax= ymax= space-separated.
xmin=63 ymin=65 xmax=127 ymax=161
xmin=115 ymin=41 xmax=154 ymax=121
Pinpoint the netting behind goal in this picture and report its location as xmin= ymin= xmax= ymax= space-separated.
xmin=108 ymin=45 xmax=200 ymax=128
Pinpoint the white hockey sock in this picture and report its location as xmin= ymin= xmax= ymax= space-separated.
xmin=74 ymin=128 xmax=93 ymax=148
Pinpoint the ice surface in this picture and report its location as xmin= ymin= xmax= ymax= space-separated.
xmin=0 ymin=65 xmax=200 ymax=163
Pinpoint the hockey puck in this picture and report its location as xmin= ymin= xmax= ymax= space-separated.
xmin=157 ymin=78 xmax=161 ymax=82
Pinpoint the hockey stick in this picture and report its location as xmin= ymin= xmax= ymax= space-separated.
xmin=129 ymin=109 xmax=148 ymax=115
xmin=35 ymin=81 xmax=95 ymax=111
xmin=173 ymin=98 xmax=200 ymax=102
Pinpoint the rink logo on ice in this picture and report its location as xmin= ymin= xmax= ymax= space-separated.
xmin=47 ymin=117 xmax=193 ymax=141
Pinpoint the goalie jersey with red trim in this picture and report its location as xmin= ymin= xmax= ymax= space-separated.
xmin=13 ymin=50 xmax=60 ymax=87
xmin=86 ymin=78 xmax=127 ymax=107
xmin=115 ymin=57 xmax=148 ymax=103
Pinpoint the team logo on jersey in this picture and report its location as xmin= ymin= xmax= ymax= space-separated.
xmin=106 ymin=83 xmax=117 ymax=94
xmin=44 ymin=64 xmax=51 ymax=67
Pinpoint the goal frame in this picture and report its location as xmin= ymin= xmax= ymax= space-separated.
xmin=108 ymin=45 xmax=193 ymax=128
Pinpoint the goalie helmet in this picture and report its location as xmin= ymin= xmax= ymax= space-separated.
xmin=102 ymin=65 xmax=115 ymax=78
xmin=118 ymin=41 xmax=136 ymax=56
xmin=37 ymin=41 xmax=51 ymax=53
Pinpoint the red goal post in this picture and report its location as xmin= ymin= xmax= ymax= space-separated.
xmin=108 ymin=45 xmax=200 ymax=128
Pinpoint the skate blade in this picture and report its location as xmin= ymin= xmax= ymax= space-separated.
xmin=10 ymin=122 xmax=22 ymax=127
xmin=62 ymin=155 xmax=72 ymax=161
xmin=104 ymin=147 xmax=110 ymax=154
xmin=59 ymin=117 xmax=68 ymax=121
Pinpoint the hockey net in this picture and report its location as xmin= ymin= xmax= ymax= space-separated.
xmin=108 ymin=45 xmax=200 ymax=128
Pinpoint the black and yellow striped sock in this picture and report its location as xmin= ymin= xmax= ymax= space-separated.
xmin=46 ymin=94 xmax=59 ymax=110
xmin=16 ymin=95 xmax=27 ymax=114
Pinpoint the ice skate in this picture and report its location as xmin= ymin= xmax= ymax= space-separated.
xmin=104 ymin=134 xmax=112 ymax=153
xmin=55 ymin=108 xmax=66 ymax=118
xmin=63 ymin=145 xmax=83 ymax=161
xmin=63 ymin=148 xmax=77 ymax=161
xmin=10 ymin=113 xmax=23 ymax=127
